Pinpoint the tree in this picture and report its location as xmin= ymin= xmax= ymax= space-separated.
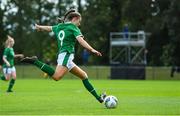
xmin=1 ymin=0 xmax=179 ymax=66
xmin=78 ymin=0 xmax=123 ymax=65
xmin=0 ymin=0 xmax=75 ymax=63
xmin=162 ymin=0 xmax=180 ymax=66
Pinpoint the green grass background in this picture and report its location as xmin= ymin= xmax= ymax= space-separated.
xmin=0 ymin=79 xmax=180 ymax=115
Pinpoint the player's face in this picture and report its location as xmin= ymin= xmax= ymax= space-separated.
xmin=9 ymin=39 xmax=15 ymax=47
xmin=75 ymin=16 xmax=81 ymax=26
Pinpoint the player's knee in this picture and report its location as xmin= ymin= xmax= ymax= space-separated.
xmin=6 ymin=78 xmax=10 ymax=81
xmin=82 ymin=72 xmax=88 ymax=79
xmin=53 ymin=74 xmax=63 ymax=81
xmin=12 ymin=76 xmax=16 ymax=80
xmin=53 ymin=77 xmax=59 ymax=81
xmin=53 ymin=76 xmax=61 ymax=81
xmin=5 ymin=76 xmax=10 ymax=81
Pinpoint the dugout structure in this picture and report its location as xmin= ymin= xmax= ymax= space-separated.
xmin=110 ymin=31 xmax=149 ymax=79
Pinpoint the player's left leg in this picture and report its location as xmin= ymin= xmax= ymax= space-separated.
xmin=7 ymin=67 xmax=16 ymax=92
xmin=0 ymin=74 xmax=6 ymax=81
xmin=0 ymin=66 xmax=5 ymax=80
xmin=70 ymin=65 xmax=104 ymax=103
xmin=1 ymin=67 xmax=11 ymax=81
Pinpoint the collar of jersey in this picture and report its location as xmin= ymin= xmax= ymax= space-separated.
xmin=64 ymin=21 xmax=72 ymax=24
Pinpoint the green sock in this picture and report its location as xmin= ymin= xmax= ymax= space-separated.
xmin=34 ymin=60 xmax=55 ymax=76
xmin=7 ymin=79 xmax=15 ymax=91
xmin=0 ymin=75 xmax=6 ymax=81
xmin=82 ymin=78 xmax=101 ymax=101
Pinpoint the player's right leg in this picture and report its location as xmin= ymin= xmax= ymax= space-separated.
xmin=21 ymin=56 xmax=55 ymax=77
xmin=51 ymin=52 xmax=71 ymax=80
xmin=21 ymin=52 xmax=69 ymax=81
xmin=52 ymin=65 xmax=68 ymax=81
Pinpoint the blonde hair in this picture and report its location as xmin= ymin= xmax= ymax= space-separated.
xmin=4 ymin=35 xmax=14 ymax=48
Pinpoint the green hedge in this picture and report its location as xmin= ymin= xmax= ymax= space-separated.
xmin=5 ymin=65 xmax=180 ymax=80
xmin=14 ymin=65 xmax=110 ymax=80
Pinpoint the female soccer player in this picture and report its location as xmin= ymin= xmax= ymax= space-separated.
xmin=0 ymin=35 xmax=24 ymax=92
xmin=21 ymin=9 xmax=106 ymax=103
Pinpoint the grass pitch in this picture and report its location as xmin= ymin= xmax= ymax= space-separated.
xmin=0 ymin=79 xmax=180 ymax=115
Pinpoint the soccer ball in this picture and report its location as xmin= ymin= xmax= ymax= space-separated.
xmin=104 ymin=95 xmax=118 ymax=109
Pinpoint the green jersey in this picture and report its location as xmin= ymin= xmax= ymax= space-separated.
xmin=3 ymin=47 xmax=15 ymax=67
xmin=52 ymin=22 xmax=83 ymax=53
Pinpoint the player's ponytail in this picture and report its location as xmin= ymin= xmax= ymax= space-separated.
xmin=57 ymin=17 xmax=64 ymax=23
xmin=5 ymin=37 xmax=10 ymax=48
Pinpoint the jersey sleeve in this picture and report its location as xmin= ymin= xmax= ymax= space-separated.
xmin=3 ymin=48 xmax=9 ymax=58
xmin=52 ymin=24 xmax=59 ymax=33
xmin=73 ymin=26 xmax=83 ymax=39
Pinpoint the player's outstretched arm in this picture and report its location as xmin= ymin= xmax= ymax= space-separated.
xmin=35 ymin=24 xmax=52 ymax=32
xmin=14 ymin=54 xmax=24 ymax=58
xmin=77 ymin=36 xmax=102 ymax=56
